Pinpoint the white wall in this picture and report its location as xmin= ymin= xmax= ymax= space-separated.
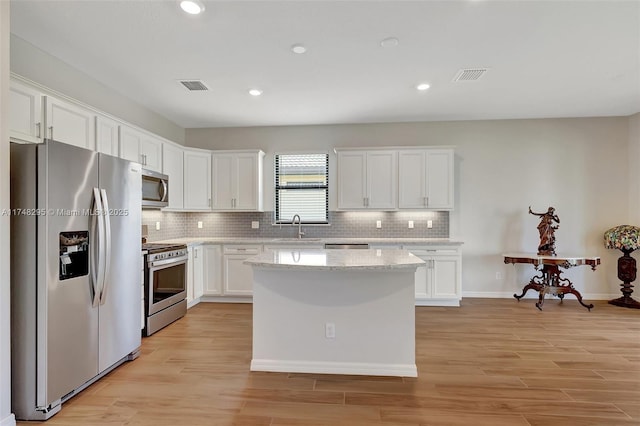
xmin=0 ymin=4 xmax=16 ymax=426
xmin=10 ymin=35 xmax=185 ymax=145
xmin=629 ymin=113 xmax=640 ymax=224
xmin=187 ymin=117 xmax=630 ymax=299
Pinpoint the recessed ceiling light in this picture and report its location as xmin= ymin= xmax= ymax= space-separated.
xmin=380 ymin=37 xmax=399 ymax=48
xmin=416 ymin=83 xmax=431 ymax=91
xmin=291 ymin=44 xmax=307 ymax=54
xmin=248 ymin=89 xmax=263 ymax=97
xmin=179 ymin=0 xmax=205 ymax=15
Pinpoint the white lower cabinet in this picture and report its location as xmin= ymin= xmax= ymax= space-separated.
xmin=223 ymin=245 xmax=262 ymax=296
xmin=403 ymin=246 xmax=462 ymax=306
xmin=141 ymin=255 xmax=145 ymax=330
xmin=187 ymin=245 xmax=205 ymax=307
xmin=203 ymin=245 xmax=223 ymax=295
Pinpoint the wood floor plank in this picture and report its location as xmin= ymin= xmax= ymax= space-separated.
xmin=524 ymin=414 xmax=640 ymax=426
xmin=15 ymin=299 xmax=640 ymax=426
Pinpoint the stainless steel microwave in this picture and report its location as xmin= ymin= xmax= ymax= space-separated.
xmin=142 ymin=169 xmax=169 ymax=208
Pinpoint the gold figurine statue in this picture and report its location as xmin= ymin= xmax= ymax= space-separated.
xmin=529 ymin=206 xmax=560 ymax=256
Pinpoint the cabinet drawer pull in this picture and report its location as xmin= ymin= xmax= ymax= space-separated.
xmin=36 ymin=122 xmax=41 ymax=138
xmin=48 ymin=126 xmax=53 ymax=139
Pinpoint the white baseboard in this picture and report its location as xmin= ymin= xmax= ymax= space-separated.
xmin=462 ymin=291 xmax=619 ymax=300
xmin=415 ymin=298 xmax=460 ymax=306
xmin=199 ymin=296 xmax=253 ymax=304
xmin=251 ymin=359 xmax=417 ymax=378
xmin=0 ymin=413 xmax=16 ymax=426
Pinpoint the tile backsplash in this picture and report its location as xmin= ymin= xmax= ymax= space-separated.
xmin=143 ymin=210 xmax=448 ymax=242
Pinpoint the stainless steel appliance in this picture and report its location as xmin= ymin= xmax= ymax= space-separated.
xmin=142 ymin=243 xmax=188 ymax=336
xmin=142 ymin=168 xmax=169 ymax=208
xmin=10 ymin=140 xmax=142 ymax=420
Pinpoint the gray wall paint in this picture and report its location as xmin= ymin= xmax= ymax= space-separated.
xmin=10 ymin=35 xmax=185 ymax=145
xmin=187 ymin=117 xmax=631 ymax=298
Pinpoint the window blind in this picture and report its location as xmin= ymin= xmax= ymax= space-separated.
xmin=275 ymin=153 xmax=329 ymax=224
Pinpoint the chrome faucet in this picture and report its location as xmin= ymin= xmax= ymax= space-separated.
xmin=291 ymin=214 xmax=305 ymax=239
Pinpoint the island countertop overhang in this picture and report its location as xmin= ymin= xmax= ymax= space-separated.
xmin=244 ymin=248 xmax=426 ymax=271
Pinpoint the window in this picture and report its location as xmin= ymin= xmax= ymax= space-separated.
xmin=275 ymin=153 xmax=329 ymax=224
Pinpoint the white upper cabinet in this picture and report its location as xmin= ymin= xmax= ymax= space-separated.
xmin=95 ymin=115 xmax=120 ymax=156
xmin=119 ymin=125 xmax=162 ymax=172
xmin=184 ymin=149 xmax=212 ymax=210
xmin=211 ymin=150 xmax=264 ymax=211
xmin=398 ymin=148 xmax=454 ymax=210
xmin=336 ymin=149 xmax=397 ymax=210
xmin=9 ymin=80 xmax=43 ymax=144
xmin=162 ymin=143 xmax=184 ymax=209
xmin=44 ymin=96 xmax=95 ymax=150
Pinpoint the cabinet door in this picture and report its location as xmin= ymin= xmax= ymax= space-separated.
xmin=425 ymin=150 xmax=454 ymax=209
xmin=431 ymin=255 xmax=460 ymax=299
xmin=184 ymin=150 xmax=212 ymax=210
xmin=398 ymin=150 xmax=427 ymax=208
xmin=337 ymin=151 xmax=367 ymax=209
xmin=162 ymin=143 xmax=184 ymax=209
xmin=414 ymin=263 xmax=430 ymax=299
xmin=366 ymin=151 xmax=397 ymax=209
xmin=193 ymin=246 xmax=204 ymax=300
xmin=186 ymin=247 xmax=195 ymax=304
xmin=211 ymin=153 xmax=234 ymax=210
xmin=95 ymin=116 xmax=120 ymax=156
xmin=140 ymin=135 xmax=163 ymax=172
xmin=9 ymin=81 xmax=43 ymax=143
xmin=223 ymin=255 xmax=254 ymax=296
xmin=234 ymin=153 xmax=260 ymax=211
xmin=45 ymin=96 xmax=95 ymax=150
xmin=204 ymin=245 xmax=223 ymax=295
xmin=119 ymin=125 xmax=142 ymax=163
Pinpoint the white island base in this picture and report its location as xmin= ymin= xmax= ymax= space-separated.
xmin=249 ymin=253 xmax=419 ymax=377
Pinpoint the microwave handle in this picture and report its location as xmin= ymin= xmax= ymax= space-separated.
xmin=160 ymin=179 xmax=168 ymax=202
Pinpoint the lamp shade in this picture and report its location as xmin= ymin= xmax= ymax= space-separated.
xmin=604 ymin=225 xmax=640 ymax=251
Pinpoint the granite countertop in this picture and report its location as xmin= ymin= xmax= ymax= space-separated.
xmin=152 ymin=237 xmax=464 ymax=246
xmin=244 ymin=248 xmax=426 ymax=271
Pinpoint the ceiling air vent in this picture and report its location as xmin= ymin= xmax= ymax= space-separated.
xmin=179 ymin=80 xmax=209 ymax=91
xmin=453 ymin=68 xmax=488 ymax=82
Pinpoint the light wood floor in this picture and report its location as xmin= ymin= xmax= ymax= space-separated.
xmin=19 ymin=298 xmax=640 ymax=426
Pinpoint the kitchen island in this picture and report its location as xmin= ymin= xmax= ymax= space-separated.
xmin=244 ymin=248 xmax=425 ymax=377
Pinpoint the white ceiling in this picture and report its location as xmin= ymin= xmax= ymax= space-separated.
xmin=9 ymin=0 xmax=640 ymax=129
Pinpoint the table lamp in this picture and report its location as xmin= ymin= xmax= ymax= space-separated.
xmin=604 ymin=225 xmax=640 ymax=309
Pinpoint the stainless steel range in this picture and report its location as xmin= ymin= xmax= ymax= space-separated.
xmin=142 ymin=243 xmax=188 ymax=336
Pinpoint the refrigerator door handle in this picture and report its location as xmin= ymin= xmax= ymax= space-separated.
xmin=99 ymin=189 xmax=112 ymax=305
xmin=90 ymin=188 xmax=105 ymax=307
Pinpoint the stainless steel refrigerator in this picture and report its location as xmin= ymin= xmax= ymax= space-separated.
xmin=10 ymin=140 xmax=142 ymax=420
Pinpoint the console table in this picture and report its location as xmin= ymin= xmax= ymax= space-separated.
xmin=503 ymin=253 xmax=600 ymax=311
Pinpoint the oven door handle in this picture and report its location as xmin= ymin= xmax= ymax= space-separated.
xmin=149 ymin=255 xmax=188 ymax=268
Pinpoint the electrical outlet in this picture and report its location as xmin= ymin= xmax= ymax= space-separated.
xmin=408 ymin=220 xmax=414 ymax=229
xmin=427 ymin=220 xmax=433 ymax=229
xmin=496 ymin=272 xmax=502 ymax=280
xmin=251 ymin=221 xmax=260 ymax=229
xmin=197 ymin=221 xmax=203 ymax=229
xmin=376 ymin=220 xmax=382 ymax=229
xmin=325 ymin=322 xmax=336 ymax=339
xmin=155 ymin=221 xmax=161 ymax=231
